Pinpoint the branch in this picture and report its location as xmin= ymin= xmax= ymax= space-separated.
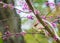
xmin=25 ymin=0 xmax=60 ymax=43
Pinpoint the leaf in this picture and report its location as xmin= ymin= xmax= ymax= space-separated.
xmin=0 ymin=38 xmax=3 ymax=43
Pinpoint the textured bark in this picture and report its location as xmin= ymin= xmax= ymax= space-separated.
xmin=0 ymin=0 xmax=25 ymax=43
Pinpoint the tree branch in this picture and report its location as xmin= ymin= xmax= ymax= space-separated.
xmin=25 ymin=0 xmax=60 ymax=43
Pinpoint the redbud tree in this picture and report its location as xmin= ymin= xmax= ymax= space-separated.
xmin=0 ymin=0 xmax=60 ymax=43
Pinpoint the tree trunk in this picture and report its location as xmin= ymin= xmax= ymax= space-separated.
xmin=0 ymin=0 xmax=25 ymax=43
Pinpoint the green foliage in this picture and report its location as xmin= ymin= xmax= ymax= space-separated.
xmin=0 ymin=38 xmax=3 ymax=43
xmin=24 ymin=29 xmax=48 ymax=43
xmin=33 ymin=0 xmax=47 ymax=4
xmin=24 ymin=33 xmax=48 ymax=43
xmin=21 ymin=19 xmax=28 ymax=24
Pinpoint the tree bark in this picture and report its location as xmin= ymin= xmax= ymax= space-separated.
xmin=0 ymin=0 xmax=25 ymax=43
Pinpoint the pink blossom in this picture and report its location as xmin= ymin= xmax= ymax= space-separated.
xmin=53 ymin=35 xmax=58 ymax=40
xmin=9 ymin=3 xmax=14 ymax=10
xmin=34 ymin=10 xmax=40 ymax=15
xmin=17 ymin=10 xmax=21 ymax=13
xmin=51 ymin=22 xmax=56 ymax=28
xmin=29 ymin=9 xmax=32 ymax=12
xmin=49 ymin=2 xmax=55 ymax=6
xmin=46 ymin=1 xmax=55 ymax=6
xmin=3 ymin=4 xmax=8 ymax=8
xmin=0 ymin=1 xmax=2 ymax=3
xmin=19 ymin=1 xmax=24 ymax=5
xmin=4 ymin=31 xmax=11 ymax=37
xmin=15 ymin=33 xmax=20 ymax=38
xmin=20 ymin=32 xmax=26 ymax=36
xmin=22 ymin=3 xmax=29 ymax=10
xmin=2 ymin=36 xmax=7 ymax=40
xmin=27 ymin=15 xmax=33 ymax=20
xmin=41 ymin=16 xmax=46 ymax=19
xmin=45 ymin=1 xmax=49 ymax=6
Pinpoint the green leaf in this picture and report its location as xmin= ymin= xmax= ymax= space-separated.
xmin=0 ymin=38 xmax=3 ymax=43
